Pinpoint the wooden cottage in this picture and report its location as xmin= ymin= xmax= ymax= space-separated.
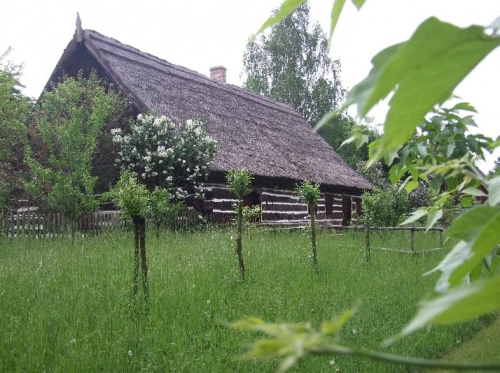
xmin=45 ymin=22 xmax=372 ymax=226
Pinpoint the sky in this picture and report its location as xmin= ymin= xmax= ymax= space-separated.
xmin=1 ymin=0 xmax=499 ymax=169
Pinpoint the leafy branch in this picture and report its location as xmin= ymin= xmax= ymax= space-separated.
xmin=230 ymin=313 xmax=500 ymax=372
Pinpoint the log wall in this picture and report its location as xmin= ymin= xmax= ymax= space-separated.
xmin=203 ymin=184 xmax=363 ymax=226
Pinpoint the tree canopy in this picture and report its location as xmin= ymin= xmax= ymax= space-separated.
xmin=243 ymin=2 xmax=345 ymax=125
xmin=0 ymin=49 xmax=30 ymax=209
xmin=25 ymin=71 xmax=124 ymax=225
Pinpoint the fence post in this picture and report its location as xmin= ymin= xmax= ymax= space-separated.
xmin=439 ymin=228 xmax=443 ymax=248
xmin=410 ymin=225 xmax=415 ymax=255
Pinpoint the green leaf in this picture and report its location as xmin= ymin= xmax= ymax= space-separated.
xmin=321 ymin=305 xmax=357 ymax=335
xmin=460 ymin=196 xmax=473 ymax=208
xmin=449 ymin=205 xmax=500 ymax=242
xmin=488 ymin=176 xmax=500 ymax=206
xmin=491 ymin=256 xmax=500 ymax=274
xmin=351 ymin=0 xmax=366 ymax=10
xmin=345 ymin=44 xmax=402 ymax=118
xmin=461 ymin=187 xmax=486 ymax=197
xmin=451 ymin=102 xmax=477 ymax=113
xmin=405 ymin=179 xmax=419 ymax=194
xmin=417 ymin=143 xmax=428 ymax=157
xmin=356 ymin=134 xmax=369 ymax=149
xmin=400 ymin=209 xmax=427 ymax=226
xmin=346 ymin=17 xmax=500 ymax=155
xmin=398 ymin=275 xmax=500 ymax=338
xmin=329 ymin=0 xmax=347 ymax=41
xmin=229 ymin=316 xmax=266 ymax=331
xmin=389 ymin=162 xmax=405 ymax=184
xmin=446 ymin=141 xmax=456 ymax=158
xmin=469 ymin=261 xmax=483 ymax=283
xmin=257 ymin=0 xmax=306 ymax=34
xmin=432 ymin=208 xmax=500 ymax=291
xmin=426 ymin=209 xmax=443 ymax=231
xmin=383 ymin=149 xmax=399 ymax=166
xmin=381 ymin=19 xmax=500 ymax=153
xmin=340 ymin=135 xmax=356 ymax=148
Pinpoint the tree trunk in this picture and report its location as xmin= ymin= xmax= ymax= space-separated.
xmin=236 ymin=201 xmax=245 ymax=280
xmin=310 ymin=204 xmax=318 ymax=269
xmin=132 ymin=216 xmax=148 ymax=298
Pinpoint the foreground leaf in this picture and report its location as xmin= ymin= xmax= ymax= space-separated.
xmin=257 ymin=0 xmax=305 ymax=34
xmin=398 ymin=275 xmax=500 ymax=339
xmin=426 ymin=209 xmax=443 ymax=231
xmin=345 ymin=17 xmax=500 ymax=156
xmin=230 ymin=309 xmax=356 ymax=371
xmin=400 ymin=209 xmax=427 ymax=226
xmin=329 ymin=0 xmax=346 ymax=40
xmin=428 ymin=206 xmax=500 ymax=292
xmin=487 ymin=176 xmax=500 ymax=205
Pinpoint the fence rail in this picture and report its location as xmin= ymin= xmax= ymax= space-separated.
xmin=264 ymin=223 xmax=444 ymax=255
xmin=0 ymin=209 xmax=201 ymax=238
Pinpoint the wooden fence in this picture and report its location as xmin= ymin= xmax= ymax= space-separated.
xmin=264 ymin=223 xmax=444 ymax=255
xmin=0 ymin=209 xmax=201 ymax=238
xmin=332 ymin=225 xmax=444 ymax=255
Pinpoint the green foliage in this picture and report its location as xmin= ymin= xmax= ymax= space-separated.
xmin=113 ymin=114 xmax=217 ymax=200
xmin=355 ymin=160 xmax=389 ymax=189
xmin=230 ymin=308 xmax=356 ymax=372
xmin=0 ymin=49 xmax=30 ymax=209
xmin=226 ymin=168 xmax=253 ymax=200
xmin=25 ymin=71 xmax=121 ymax=223
xmin=331 ymin=17 xmax=500 ymax=161
xmin=244 ymin=2 xmax=346 ymax=125
xmin=149 ymin=187 xmax=184 ymax=232
xmin=257 ymin=0 xmax=366 ymax=40
xmin=105 ymin=170 xmax=149 ymax=218
xmin=226 ymin=168 xmax=253 ymax=280
xmin=295 ymin=180 xmax=321 ymax=208
xmin=319 ymin=118 xmax=379 ymax=168
xmin=296 ymin=180 xmax=321 ymax=267
xmin=388 ymin=103 xmax=493 ymax=195
xmin=361 ymin=186 xmax=410 ymax=227
xmin=242 ymin=205 xmax=262 ymax=223
xmin=489 ymin=157 xmax=500 ymax=177
xmin=324 ymin=2 xmax=500 ymax=344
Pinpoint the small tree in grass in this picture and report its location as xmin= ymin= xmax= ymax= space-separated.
xmin=149 ymin=187 xmax=184 ymax=237
xmin=106 ymin=170 xmax=150 ymax=297
xmin=226 ymin=168 xmax=253 ymax=281
xmin=25 ymin=71 xmax=124 ymax=237
xmin=296 ymin=180 xmax=321 ymax=269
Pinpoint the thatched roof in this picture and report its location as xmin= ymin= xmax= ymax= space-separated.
xmin=47 ymin=28 xmax=372 ymax=193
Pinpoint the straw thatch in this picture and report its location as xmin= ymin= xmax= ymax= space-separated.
xmin=46 ymin=27 xmax=372 ymax=193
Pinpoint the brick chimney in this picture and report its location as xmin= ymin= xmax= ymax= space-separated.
xmin=210 ymin=66 xmax=226 ymax=84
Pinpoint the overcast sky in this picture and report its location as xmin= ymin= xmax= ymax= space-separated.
xmin=1 ymin=0 xmax=498 ymax=169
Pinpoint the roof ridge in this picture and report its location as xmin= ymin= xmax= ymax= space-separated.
xmin=85 ymin=29 xmax=302 ymax=118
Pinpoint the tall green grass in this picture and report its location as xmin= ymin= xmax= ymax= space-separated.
xmin=0 ymin=228 xmax=490 ymax=372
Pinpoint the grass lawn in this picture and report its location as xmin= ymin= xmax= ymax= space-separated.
xmin=0 ymin=227 xmax=492 ymax=372
xmin=429 ymin=315 xmax=500 ymax=373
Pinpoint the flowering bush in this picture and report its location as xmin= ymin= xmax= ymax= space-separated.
xmin=112 ymin=114 xmax=217 ymax=200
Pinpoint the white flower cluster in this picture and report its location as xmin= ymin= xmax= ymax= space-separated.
xmin=112 ymin=114 xmax=217 ymax=201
